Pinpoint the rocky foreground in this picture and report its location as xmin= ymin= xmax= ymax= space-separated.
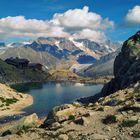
xmin=0 ymin=83 xmax=33 ymax=118
xmin=0 ymin=83 xmax=139 ymax=140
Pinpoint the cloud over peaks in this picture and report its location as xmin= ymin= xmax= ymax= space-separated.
xmin=0 ymin=6 xmax=114 ymax=42
xmin=52 ymin=6 xmax=114 ymax=31
xmin=125 ymin=5 xmax=140 ymax=26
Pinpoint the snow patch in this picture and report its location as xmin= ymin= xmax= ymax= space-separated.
xmin=55 ymin=41 xmax=63 ymax=50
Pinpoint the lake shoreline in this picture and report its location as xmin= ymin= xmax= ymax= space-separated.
xmin=0 ymin=76 xmax=110 ymax=124
xmin=6 ymin=76 xmax=112 ymax=86
xmin=0 ymin=82 xmax=103 ymax=124
xmin=0 ymin=84 xmax=33 ymax=119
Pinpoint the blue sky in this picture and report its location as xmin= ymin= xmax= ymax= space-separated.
xmin=0 ymin=0 xmax=140 ymax=43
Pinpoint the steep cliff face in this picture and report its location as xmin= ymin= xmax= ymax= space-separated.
xmin=102 ymin=31 xmax=140 ymax=95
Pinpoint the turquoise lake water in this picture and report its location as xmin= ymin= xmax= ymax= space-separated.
xmin=12 ymin=82 xmax=103 ymax=117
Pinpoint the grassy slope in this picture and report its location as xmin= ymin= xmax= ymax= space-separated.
xmin=0 ymin=59 xmax=49 ymax=83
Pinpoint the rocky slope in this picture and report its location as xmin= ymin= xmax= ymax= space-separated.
xmin=102 ymin=31 xmax=140 ymax=95
xmin=0 ymin=83 xmax=33 ymax=118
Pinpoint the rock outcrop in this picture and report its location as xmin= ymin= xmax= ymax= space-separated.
xmin=1 ymin=113 xmax=39 ymax=136
xmin=42 ymin=103 xmax=90 ymax=127
xmin=102 ymin=31 xmax=140 ymax=95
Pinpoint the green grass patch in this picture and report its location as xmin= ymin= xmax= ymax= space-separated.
xmin=68 ymin=115 xmax=75 ymax=121
xmin=121 ymin=120 xmax=138 ymax=127
xmin=0 ymin=97 xmax=18 ymax=106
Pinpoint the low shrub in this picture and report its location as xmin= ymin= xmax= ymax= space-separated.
xmin=102 ymin=115 xmax=117 ymax=124
xmin=68 ymin=115 xmax=75 ymax=121
xmin=121 ymin=120 xmax=138 ymax=127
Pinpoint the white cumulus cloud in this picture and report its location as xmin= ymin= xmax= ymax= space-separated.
xmin=72 ymin=29 xmax=106 ymax=42
xmin=0 ymin=6 xmax=114 ymax=42
xmin=125 ymin=5 xmax=140 ymax=26
xmin=52 ymin=6 xmax=114 ymax=31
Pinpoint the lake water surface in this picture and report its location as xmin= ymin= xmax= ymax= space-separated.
xmin=11 ymin=82 xmax=103 ymax=117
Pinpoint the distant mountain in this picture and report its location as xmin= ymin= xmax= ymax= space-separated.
xmin=25 ymin=37 xmax=121 ymax=59
xmin=7 ymin=41 xmax=32 ymax=48
xmin=78 ymin=48 xmax=121 ymax=77
xmin=0 ymin=37 xmax=121 ymax=69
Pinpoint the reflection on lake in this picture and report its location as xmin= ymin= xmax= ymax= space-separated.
xmin=11 ymin=82 xmax=103 ymax=117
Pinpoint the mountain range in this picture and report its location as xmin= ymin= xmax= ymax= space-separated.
xmin=0 ymin=37 xmax=121 ymax=73
xmin=78 ymin=48 xmax=121 ymax=77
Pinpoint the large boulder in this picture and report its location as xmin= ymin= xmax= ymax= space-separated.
xmin=2 ymin=113 xmax=39 ymax=136
xmin=102 ymin=31 xmax=140 ymax=95
xmin=42 ymin=104 xmax=89 ymax=127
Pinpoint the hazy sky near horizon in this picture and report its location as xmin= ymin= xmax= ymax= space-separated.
xmin=0 ymin=0 xmax=139 ymax=43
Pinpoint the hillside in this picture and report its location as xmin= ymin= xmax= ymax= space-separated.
xmin=48 ymin=69 xmax=79 ymax=81
xmin=0 ymin=47 xmax=58 ymax=69
xmin=0 ymin=59 xmax=49 ymax=84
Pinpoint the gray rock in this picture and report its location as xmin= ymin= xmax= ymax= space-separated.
xmin=129 ymin=116 xmax=138 ymax=121
xmin=103 ymin=126 xmax=111 ymax=132
xmin=127 ymin=110 xmax=133 ymax=114
xmin=58 ymin=134 xmax=69 ymax=140
xmin=2 ymin=113 xmax=39 ymax=135
xmin=51 ymin=122 xmax=62 ymax=130
xmin=73 ymin=102 xmax=81 ymax=107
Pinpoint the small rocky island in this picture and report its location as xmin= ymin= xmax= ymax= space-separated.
xmin=0 ymin=31 xmax=140 ymax=139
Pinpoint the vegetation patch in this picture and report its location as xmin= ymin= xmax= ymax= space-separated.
xmin=116 ymin=100 xmax=125 ymax=105
xmin=2 ymin=130 xmax=12 ymax=137
xmin=102 ymin=115 xmax=117 ymax=124
xmin=132 ymin=130 xmax=140 ymax=138
xmin=68 ymin=115 xmax=75 ymax=121
xmin=96 ymin=107 xmax=104 ymax=111
xmin=16 ymin=126 xmax=31 ymax=135
xmin=0 ymin=97 xmax=18 ymax=106
xmin=118 ymin=105 xmax=140 ymax=112
xmin=121 ymin=120 xmax=138 ymax=127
